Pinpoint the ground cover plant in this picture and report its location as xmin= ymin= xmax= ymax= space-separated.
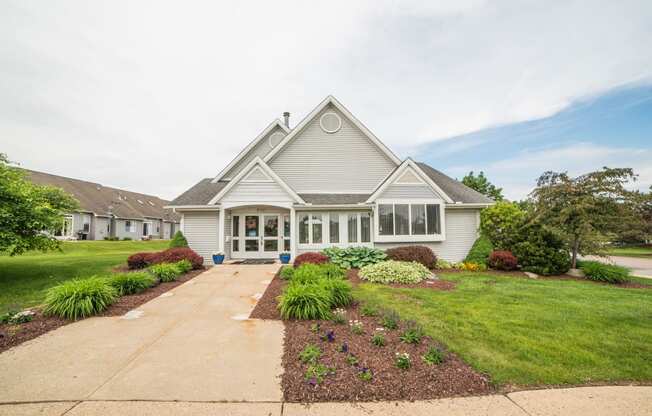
xmin=323 ymin=246 xmax=387 ymax=269
xmin=578 ymin=260 xmax=631 ymax=284
xmin=385 ymin=245 xmax=437 ymax=268
xmin=359 ymin=260 xmax=431 ymax=284
xmin=43 ymin=276 xmax=118 ymax=320
xmin=108 ymin=271 xmax=157 ymax=295
xmin=0 ymin=240 xmax=168 ymax=313
xmin=353 ymin=271 xmax=652 ymax=386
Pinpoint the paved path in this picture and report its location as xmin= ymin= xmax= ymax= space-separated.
xmin=0 ymin=265 xmax=284 ymax=403
xmin=0 ymin=386 xmax=650 ymax=415
xmin=585 ymin=255 xmax=652 ymax=278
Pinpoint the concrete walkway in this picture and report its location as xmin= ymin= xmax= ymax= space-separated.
xmin=584 ymin=255 xmax=652 ymax=278
xmin=0 ymin=386 xmax=650 ymax=415
xmin=0 ymin=265 xmax=284 ymax=403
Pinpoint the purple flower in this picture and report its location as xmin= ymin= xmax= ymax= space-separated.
xmin=341 ymin=342 xmax=348 ymax=352
xmin=326 ymin=330 xmax=335 ymax=342
xmin=308 ymin=377 xmax=317 ymax=386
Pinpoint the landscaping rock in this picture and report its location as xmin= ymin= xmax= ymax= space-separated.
xmin=524 ymin=272 xmax=539 ymax=279
xmin=567 ymin=268 xmax=586 ymax=278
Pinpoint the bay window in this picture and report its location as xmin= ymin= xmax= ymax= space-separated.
xmin=297 ymin=211 xmax=373 ymax=246
xmin=375 ymin=200 xmax=444 ymax=242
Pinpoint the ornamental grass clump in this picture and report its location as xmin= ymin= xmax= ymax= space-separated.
xmin=280 ymin=266 xmax=295 ymax=280
xmin=291 ymin=264 xmax=326 ymax=284
xmin=579 ymin=260 xmax=631 ymax=284
xmin=148 ymin=263 xmax=182 ymax=282
xmin=359 ymin=260 xmax=430 ymax=284
xmin=108 ymin=271 xmax=157 ymax=295
xmin=44 ymin=277 xmax=117 ymax=320
xmin=278 ymin=282 xmax=332 ymax=320
xmin=320 ymin=278 xmax=353 ymax=307
xmin=422 ymin=346 xmax=445 ymax=365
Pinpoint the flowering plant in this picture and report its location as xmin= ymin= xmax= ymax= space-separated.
xmin=395 ymin=352 xmax=411 ymax=370
xmin=349 ymin=319 xmax=364 ymax=335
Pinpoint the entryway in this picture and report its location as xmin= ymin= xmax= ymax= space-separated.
xmin=230 ymin=210 xmax=290 ymax=259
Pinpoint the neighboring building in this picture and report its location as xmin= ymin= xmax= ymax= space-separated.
xmin=25 ymin=170 xmax=180 ymax=240
xmin=168 ymin=96 xmax=493 ymax=264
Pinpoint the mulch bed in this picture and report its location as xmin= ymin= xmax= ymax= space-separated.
xmin=249 ymin=270 xmax=287 ymax=320
xmin=282 ymin=303 xmax=492 ymax=402
xmin=0 ymin=268 xmax=205 ymax=353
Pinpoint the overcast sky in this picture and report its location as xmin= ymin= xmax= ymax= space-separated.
xmin=1 ymin=0 xmax=651 ymax=200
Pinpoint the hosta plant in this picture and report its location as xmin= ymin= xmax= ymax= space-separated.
xmin=108 ymin=272 xmax=157 ymax=295
xmin=44 ymin=277 xmax=117 ymax=320
xmin=359 ymin=260 xmax=431 ymax=284
xmin=0 ymin=310 xmax=35 ymax=325
xmin=175 ymin=259 xmax=193 ymax=274
xmin=323 ymin=246 xmax=387 ymax=269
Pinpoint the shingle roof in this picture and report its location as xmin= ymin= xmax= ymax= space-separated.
xmin=416 ymin=162 xmax=494 ymax=204
xmin=299 ymin=194 xmax=371 ymax=205
xmin=24 ymin=169 xmax=181 ymax=222
xmin=168 ymin=178 xmax=227 ymax=206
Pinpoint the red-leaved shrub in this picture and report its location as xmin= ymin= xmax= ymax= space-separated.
xmin=385 ymin=245 xmax=438 ymax=268
xmin=488 ymin=250 xmax=518 ymax=271
xmin=294 ymin=252 xmax=330 ymax=268
xmin=127 ymin=247 xmax=204 ymax=270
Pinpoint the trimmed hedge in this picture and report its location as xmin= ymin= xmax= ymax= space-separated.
xmin=488 ymin=250 xmax=518 ymax=271
xmin=579 ymin=260 xmax=630 ymax=284
xmin=294 ymin=252 xmax=330 ymax=268
xmin=385 ymin=245 xmax=437 ymax=268
xmin=128 ymin=248 xmax=203 ymax=270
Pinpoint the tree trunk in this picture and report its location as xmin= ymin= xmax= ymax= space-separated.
xmin=571 ymin=238 xmax=580 ymax=269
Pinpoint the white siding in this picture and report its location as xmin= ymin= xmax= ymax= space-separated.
xmin=375 ymin=208 xmax=480 ymax=262
xmin=269 ymin=104 xmax=397 ymax=193
xmin=223 ymin=125 xmax=286 ymax=180
xmin=379 ymin=184 xmax=443 ymax=199
xmin=221 ymin=181 xmax=294 ymax=203
xmin=182 ymin=211 xmax=220 ymax=263
xmin=94 ymin=217 xmax=110 ymax=240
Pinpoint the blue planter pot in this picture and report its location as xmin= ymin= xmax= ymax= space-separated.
xmin=212 ymin=254 xmax=225 ymax=265
xmin=279 ymin=253 xmax=291 ymax=264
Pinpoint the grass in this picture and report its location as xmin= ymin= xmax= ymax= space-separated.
xmin=0 ymin=240 xmax=168 ymax=313
xmin=606 ymin=245 xmax=652 ymax=258
xmin=353 ymin=272 xmax=652 ymax=387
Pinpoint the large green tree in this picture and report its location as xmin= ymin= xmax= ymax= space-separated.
xmin=529 ymin=167 xmax=639 ymax=269
xmin=462 ymin=171 xmax=504 ymax=201
xmin=0 ymin=154 xmax=78 ymax=255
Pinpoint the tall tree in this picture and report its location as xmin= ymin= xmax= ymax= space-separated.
xmin=0 ymin=154 xmax=79 ymax=255
xmin=462 ymin=171 xmax=504 ymax=201
xmin=529 ymin=167 xmax=639 ymax=269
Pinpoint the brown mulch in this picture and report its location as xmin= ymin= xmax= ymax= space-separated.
xmin=347 ymin=268 xmax=457 ymax=291
xmin=0 ymin=268 xmax=205 ymax=353
xmin=282 ymin=303 xmax=492 ymax=402
xmin=249 ymin=270 xmax=287 ymax=320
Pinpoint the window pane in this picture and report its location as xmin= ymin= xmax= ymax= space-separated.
xmin=264 ymin=215 xmax=278 ymax=237
xmin=361 ymin=212 xmax=371 ymax=242
xmin=245 ymin=216 xmax=259 ymax=237
xmin=232 ymin=216 xmax=239 ymax=237
xmin=329 ymin=213 xmax=339 ymax=243
xmin=284 ymin=239 xmax=290 ymax=251
xmin=426 ymin=204 xmax=441 ymax=234
xmin=232 ymin=239 xmax=239 ymax=252
xmin=378 ymin=204 xmax=394 ymax=236
xmin=283 ymin=215 xmax=290 ymax=238
xmin=312 ymin=214 xmax=323 ymax=244
xmin=299 ymin=214 xmax=309 ymax=244
xmin=395 ymin=204 xmax=410 ymax=235
xmin=264 ymin=240 xmax=278 ymax=251
xmin=411 ymin=204 xmax=426 ymax=235
xmin=348 ymin=214 xmax=358 ymax=243
xmin=245 ymin=239 xmax=258 ymax=251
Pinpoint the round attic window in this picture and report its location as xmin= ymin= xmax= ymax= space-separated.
xmin=319 ymin=112 xmax=342 ymax=133
xmin=269 ymin=132 xmax=285 ymax=148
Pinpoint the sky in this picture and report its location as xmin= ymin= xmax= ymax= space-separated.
xmin=1 ymin=0 xmax=651 ymax=201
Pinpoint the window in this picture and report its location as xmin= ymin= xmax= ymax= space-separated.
xmin=299 ymin=214 xmax=309 ymax=244
xmin=376 ymin=202 xmax=443 ymax=241
xmin=361 ymin=212 xmax=371 ymax=243
xmin=329 ymin=213 xmax=339 ymax=243
xmin=312 ymin=214 xmax=323 ymax=244
xmin=125 ymin=220 xmax=134 ymax=233
xmin=347 ymin=214 xmax=358 ymax=243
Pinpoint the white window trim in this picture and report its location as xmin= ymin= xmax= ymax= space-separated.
xmin=373 ymin=199 xmax=446 ymax=243
xmin=297 ymin=211 xmax=373 ymax=249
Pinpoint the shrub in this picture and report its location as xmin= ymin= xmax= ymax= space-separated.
xmin=299 ymin=344 xmax=322 ymax=364
xmin=422 ymin=346 xmax=444 ymax=365
xmin=149 ymin=263 xmax=182 ymax=282
xmin=385 ymin=245 xmax=437 ymax=268
xmin=480 ymin=201 xmax=526 ymax=250
xmin=579 ymin=260 xmax=630 ymax=284
xmin=320 ymin=278 xmax=353 ymax=307
xmin=280 ymin=266 xmax=295 ymax=280
xmin=127 ymin=248 xmax=203 ymax=270
xmin=278 ymin=282 xmax=332 ymax=320
xmin=464 ymin=235 xmax=493 ymax=265
xmin=512 ymin=223 xmax=571 ymax=275
xmin=175 ymin=259 xmax=193 ymax=274
xmin=359 ymin=260 xmax=431 ymax=284
xmin=488 ymin=250 xmax=518 ymax=271
xmin=122 ymin=237 xmax=132 ymax=241
xmin=435 ymin=259 xmax=453 ymax=269
xmin=371 ymin=333 xmax=386 ymax=347
xmin=108 ymin=272 xmax=157 ymax=295
xmin=294 ymin=252 xmax=330 ymax=267
xmin=127 ymin=252 xmax=157 ymax=269
xmin=169 ymin=231 xmax=189 ymax=248
xmin=456 ymin=261 xmax=487 ymax=272
xmin=44 ymin=277 xmax=117 ymax=320
xmin=323 ymin=246 xmax=386 ymax=269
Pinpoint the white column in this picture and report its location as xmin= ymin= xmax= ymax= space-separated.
xmin=290 ymin=207 xmax=296 ymax=260
xmin=218 ymin=209 xmax=225 ymax=254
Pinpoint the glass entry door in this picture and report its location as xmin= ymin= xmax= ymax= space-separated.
xmin=232 ymin=213 xmax=286 ymax=259
xmin=263 ymin=215 xmax=280 ymax=254
xmin=243 ymin=215 xmax=260 ymax=254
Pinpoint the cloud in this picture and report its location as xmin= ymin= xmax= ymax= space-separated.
xmin=0 ymin=1 xmax=651 ymax=199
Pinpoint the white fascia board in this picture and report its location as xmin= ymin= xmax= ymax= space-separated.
xmin=211 ymin=119 xmax=289 ymax=183
xmin=366 ymin=159 xmax=454 ymax=203
xmin=163 ymin=205 xmax=221 ymax=211
xmin=263 ymin=95 xmax=402 ymax=166
xmin=208 ymin=156 xmax=305 ymax=205
xmin=446 ymin=203 xmax=494 ymax=209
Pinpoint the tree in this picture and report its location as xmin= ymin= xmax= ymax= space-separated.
xmin=0 ymin=154 xmax=78 ymax=255
xmin=462 ymin=171 xmax=504 ymax=201
xmin=169 ymin=230 xmax=189 ymax=248
xmin=529 ymin=167 xmax=639 ymax=269
xmin=480 ymin=201 xmax=526 ymax=250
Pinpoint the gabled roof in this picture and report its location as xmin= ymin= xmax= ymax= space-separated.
xmin=263 ymin=95 xmax=402 ymax=166
xmin=366 ymin=159 xmax=455 ymax=203
xmin=24 ymin=169 xmax=180 ymax=221
xmin=208 ymin=156 xmax=305 ymax=205
xmin=212 ymin=119 xmax=290 ymax=183
xmin=416 ymin=163 xmax=495 ymax=204
xmin=168 ymin=178 xmax=228 ymax=206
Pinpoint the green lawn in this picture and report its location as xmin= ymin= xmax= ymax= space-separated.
xmin=353 ymin=272 xmax=652 ymax=387
xmin=606 ymin=245 xmax=652 ymax=258
xmin=0 ymin=240 xmax=169 ymax=313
